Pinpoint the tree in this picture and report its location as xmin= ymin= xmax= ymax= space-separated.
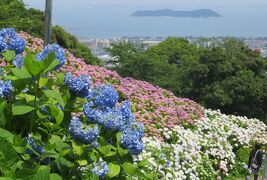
xmin=107 ymin=38 xmax=267 ymax=122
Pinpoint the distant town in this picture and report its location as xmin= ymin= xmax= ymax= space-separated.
xmin=80 ymin=36 xmax=267 ymax=67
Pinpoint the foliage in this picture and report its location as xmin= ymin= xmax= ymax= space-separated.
xmin=0 ymin=28 xmax=151 ymax=179
xmin=0 ymin=0 xmax=101 ymax=65
xmin=107 ymin=38 xmax=267 ymax=122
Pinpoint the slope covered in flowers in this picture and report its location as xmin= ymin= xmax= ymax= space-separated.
xmin=17 ymin=32 xmax=267 ymax=179
xmin=19 ymin=32 xmax=205 ymax=139
xmin=138 ymin=110 xmax=267 ymax=179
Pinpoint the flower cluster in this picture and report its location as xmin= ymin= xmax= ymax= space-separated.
xmin=13 ymin=54 xmax=24 ymax=68
xmin=82 ymin=82 xmax=144 ymax=155
xmin=0 ymin=28 xmax=26 ymax=68
xmin=64 ymin=72 xmax=91 ymax=98
xmin=121 ymin=126 xmax=145 ymax=155
xmin=136 ymin=109 xmax=267 ymax=179
xmin=0 ymin=80 xmax=14 ymax=98
xmin=69 ymin=117 xmax=99 ymax=144
xmin=91 ymin=158 xmax=109 ymax=179
xmin=26 ymin=135 xmax=50 ymax=164
xmin=0 ymin=28 xmax=25 ymax=54
xmin=64 ymin=70 xmax=144 ymax=155
xmin=87 ymin=84 xmax=119 ymax=108
xmin=36 ymin=43 xmax=66 ymax=69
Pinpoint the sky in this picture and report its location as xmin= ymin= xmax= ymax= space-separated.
xmin=23 ymin=0 xmax=267 ymax=7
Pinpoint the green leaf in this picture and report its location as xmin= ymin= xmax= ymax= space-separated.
xmin=105 ymin=151 xmax=117 ymax=157
xmin=12 ymin=104 xmax=35 ymax=115
xmin=0 ymin=101 xmax=7 ymax=126
xmin=89 ymin=173 xmax=100 ymax=180
xmin=3 ymin=50 xmax=15 ymax=61
xmin=58 ymin=157 xmax=74 ymax=168
xmin=107 ymin=163 xmax=120 ymax=178
xmin=49 ymin=173 xmax=63 ymax=180
xmin=116 ymin=132 xmax=122 ymax=145
xmin=39 ymin=77 xmax=48 ymax=88
xmin=98 ymin=145 xmax=113 ymax=156
xmin=16 ymin=168 xmax=36 ymax=179
xmin=0 ymin=128 xmax=14 ymax=143
xmin=11 ymin=67 xmax=32 ymax=79
xmin=24 ymin=53 xmax=42 ymax=76
xmin=49 ymin=104 xmax=64 ymax=124
xmin=122 ymin=162 xmax=137 ymax=175
xmin=27 ymin=166 xmax=50 ymax=180
xmin=0 ymin=177 xmax=14 ymax=180
xmin=0 ymin=137 xmax=19 ymax=169
xmin=145 ymin=172 xmax=162 ymax=180
xmin=77 ymin=160 xmax=87 ymax=166
xmin=44 ymin=90 xmax=65 ymax=107
xmin=4 ymin=75 xmax=18 ymax=81
xmin=89 ymin=150 xmax=98 ymax=162
xmin=39 ymin=52 xmax=60 ymax=74
xmin=137 ymin=159 xmax=150 ymax=167
xmin=55 ymin=110 xmax=64 ymax=124
xmin=72 ymin=141 xmax=83 ymax=156
xmin=44 ymin=60 xmax=60 ymax=74
xmin=17 ymin=93 xmax=36 ymax=103
xmin=117 ymin=146 xmax=128 ymax=157
xmin=55 ymin=73 xmax=65 ymax=85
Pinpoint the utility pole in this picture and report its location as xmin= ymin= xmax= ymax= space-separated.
xmin=44 ymin=0 xmax=53 ymax=45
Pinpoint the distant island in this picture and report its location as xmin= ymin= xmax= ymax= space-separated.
xmin=132 ymin=9 xmax=221 ymax=18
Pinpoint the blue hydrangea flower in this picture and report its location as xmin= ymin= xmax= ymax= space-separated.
xmin=36 ymin=44 xmax=66 ymax=69
xmin=0 ymin=36 xmax=7 ymax=53
xmin=40 ymin=106 xmax=50 ymax=115
xmin=121 ymin=130 xmax=144 ymax=155
xmin=83 ymin=104 xmax=129 ymax=131
xmin=122 ymin=121 xmax=145 ymax=138
xmin=91 ymin=141 xmax=99 ymax=148
xmin=118 ymin=101 xmax=135 ymax=123
xmin=56 ymin=103 xmax=63 ymax=111
xmin=92 ymin=158 xmax=109 ymax=179
xmin=83 ymin=102 xmax=100 ymax=122
xmin=27 ymin=137 xmax=45 ymax=155
xmin=83 ymin=100 xmax=136 ymax=131
xmin=8 ymin=35 xmax=26 ymax=54
xmin=87 ymin=84 xmax=118 ymax=108
xmin=0 ymin=28 xmax=16 ymax=38
xmin=64 ymin=73 xmax=91 ymax=98
xmin=0 ymin=28 xmax=25 ymax=54
xmin=120 ymin=121 xmax=145 ymax=155
xmin=0 ymin=80 xmax=14 ymax=98
xmin=13 ymin=54 xmax=24 ymax=68
xmin=69 ymin=117 xmax=99 ymax=144
xmin=26 ymin=135 xmax=50 ymax=164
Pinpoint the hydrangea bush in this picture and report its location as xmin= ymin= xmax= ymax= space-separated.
xmin=19 ymin=31 xmax=205 ymax=139
xmin=137 ymin=109 xmax=267 ymax=179
xmin=0 ymin=28 xmax=152 ymax=179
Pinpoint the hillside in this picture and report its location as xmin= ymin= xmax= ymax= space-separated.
xmin=17 ymin=31 xmax=267 ymax=179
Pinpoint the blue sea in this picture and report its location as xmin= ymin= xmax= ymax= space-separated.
xmin=23 ymin=1 xmax=267 ymax=38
